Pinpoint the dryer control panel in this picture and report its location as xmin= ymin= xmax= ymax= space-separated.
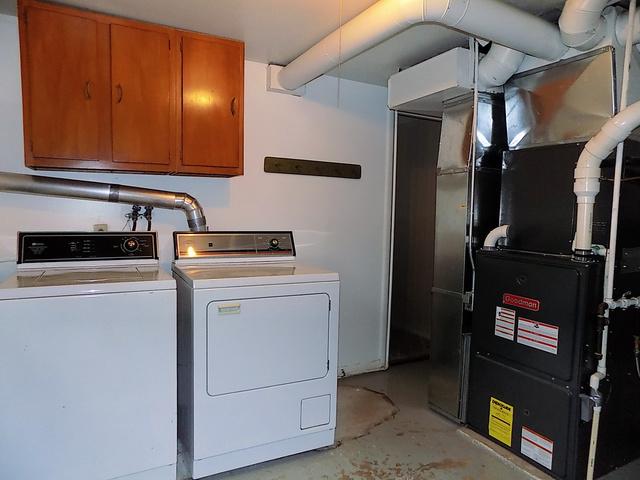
xmin=18 ymin=232 xmax=158 ymax=264
xmin=174 ymin=231 xmax=295 ymax=260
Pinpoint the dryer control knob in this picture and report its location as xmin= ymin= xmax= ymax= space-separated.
xmin=123 ymin=238 xmax=140 ymax=253
xmin=269 ymin=238 xmax=280 ymax=249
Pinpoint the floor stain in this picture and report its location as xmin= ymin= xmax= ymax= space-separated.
xmin=336 ymin=385 xmax=399 ymax=443
xmin=340 ymin=457 xmax=466 ymax=480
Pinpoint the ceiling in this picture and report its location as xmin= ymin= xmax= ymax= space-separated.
xmin=1 ymin=0 xmax=566 ymax=86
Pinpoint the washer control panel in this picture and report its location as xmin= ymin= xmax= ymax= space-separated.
xmin=174 ymin=231 xmax=295 ymax=260
xmin=18 ymin=232 xmax=158 ymax=264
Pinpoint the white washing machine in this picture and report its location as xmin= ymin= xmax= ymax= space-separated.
xmin=0 ymin=232 xmax=177 ymax=480
xmin=172 ymin=231 xmax=339 ymax=478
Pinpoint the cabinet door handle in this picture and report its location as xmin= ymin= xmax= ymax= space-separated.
xmin=230 ymin=97 xmax=237 ymax=116
xmin=84 ymin=80 xmax=92 ymax=100
xmin=115 ymin=84 xmax=123 ymax=104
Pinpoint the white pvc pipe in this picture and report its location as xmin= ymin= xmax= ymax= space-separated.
xmin=483 ymin=225 xmax=509 ymax=248
xmin=278 ymin=0 xmax=567 ymax=91
xmin=615 ymin=9 xmax=640 ymax=45
xmin=586 ymin=405 xmax=602 ymax=479
xmin=573 ymin=101 xmax=640 ymax=251
xmin=559 ymin=0 xmax=609 ymax=50
xmin=585 ymin=2 xmax=637 ymax=477
xmin=478 ymin=44 xmax=526 ymax=88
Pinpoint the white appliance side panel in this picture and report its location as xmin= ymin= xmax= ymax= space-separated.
xmin=0 ymin=290 xmax=177 ymax=480
xmin=207 ymin=294 xmax=330 ymax=396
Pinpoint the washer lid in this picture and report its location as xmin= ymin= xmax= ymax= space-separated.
xmin=0 ymin=266 xmax=175 ymax=300
xmin=173 ymin=262 xmax=339 ymax=289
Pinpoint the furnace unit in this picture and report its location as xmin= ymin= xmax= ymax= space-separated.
xmin=467 ymin=47 xmax=640 ymax=478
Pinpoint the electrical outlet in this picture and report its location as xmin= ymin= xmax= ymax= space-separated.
xmin=93 ymin=224 xmax=108 ymax=232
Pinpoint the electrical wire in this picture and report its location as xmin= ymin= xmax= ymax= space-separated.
xmin=336 ymin=0 xmax=343 ymax=108
xmin=466 ymin=38 xmax=480 ymax=309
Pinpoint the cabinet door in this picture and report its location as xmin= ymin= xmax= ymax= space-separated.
xmin=22 ymin=7 xmax=103 ymax=162
xmin=180 ymin=35 xmax=243 ymax=175
xmin=111 ymin=24 xmax=173 ymax=167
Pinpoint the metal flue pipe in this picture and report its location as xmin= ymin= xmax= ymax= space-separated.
xmin=0 ymin=172 xmax=208 ymax=231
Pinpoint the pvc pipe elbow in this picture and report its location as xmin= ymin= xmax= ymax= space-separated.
xmin=483 ymin=225 xmax=510 ymax=249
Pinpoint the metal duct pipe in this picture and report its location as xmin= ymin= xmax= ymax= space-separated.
xmin=478 ymin=44 xmax=526 ymax=88
xmin=0 ymin=172 xmax=208 ymax=232
xmin=559 ymin=0 xmax=609 ymax=50
xmin=573 ymin=100 xmax=640 ymax=253
xmin=278 ymin=0 xmax=568 ymax=91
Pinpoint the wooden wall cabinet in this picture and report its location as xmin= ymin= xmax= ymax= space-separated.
xmin=18 ymin=0 xmax=244 ymax=177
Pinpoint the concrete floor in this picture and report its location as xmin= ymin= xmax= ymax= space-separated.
xmin=198 ymin=361 xmax=640 ymax=480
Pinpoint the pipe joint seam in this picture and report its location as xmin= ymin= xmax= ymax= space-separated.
xmin=431 ymin=0 xmax=469 ymax=26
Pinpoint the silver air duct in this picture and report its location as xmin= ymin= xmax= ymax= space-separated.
xmin=0 ymin=172 xmax=208 ymax=232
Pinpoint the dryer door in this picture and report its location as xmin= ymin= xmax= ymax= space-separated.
xmin=207 ymin=293 xmax=330 ymax=396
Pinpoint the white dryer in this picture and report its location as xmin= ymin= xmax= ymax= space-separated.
xmin=172 ymin=231 xmax=339 ymax=478
xmin=0 ymin=232 xmax=177 ymax=480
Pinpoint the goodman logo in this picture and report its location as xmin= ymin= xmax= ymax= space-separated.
xmin=503 ymin=293 xmax=540 ymax=311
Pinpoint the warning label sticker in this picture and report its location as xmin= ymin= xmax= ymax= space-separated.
xmin=517 ymin=318 xmax=559 ymax=355
xmin=521 ymin=426 xmax=554 ymax=470
xmin=489 ymin=397 xmax=514 ymax=447
xmin=495 ymin=306 xmax=516 ymax=341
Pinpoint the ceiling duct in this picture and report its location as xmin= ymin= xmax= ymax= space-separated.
xmin=278 ymin=0 xmax=568 ymax=91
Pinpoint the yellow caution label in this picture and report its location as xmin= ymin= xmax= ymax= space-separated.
xmin=489 ymin=396 xmax=514 ymax=447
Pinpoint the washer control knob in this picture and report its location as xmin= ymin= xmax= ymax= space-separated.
xmin=123 ymin=238 xmax=140 ymax=253
xmin=269 ymin=238 xmax=280 ymax=249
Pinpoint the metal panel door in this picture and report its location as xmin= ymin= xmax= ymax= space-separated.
xmin=207 ymin=293 xmax=330 ymax=396
xmin=429 ymin=170 xmax=469 ymax=419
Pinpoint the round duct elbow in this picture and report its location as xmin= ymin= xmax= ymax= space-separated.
xmin=478 ymin=44 xmax=525 ymax=88
xmin=559 ymin=0 xmax=609 ymax=50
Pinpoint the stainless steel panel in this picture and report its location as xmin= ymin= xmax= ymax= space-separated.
xmin=429 ymin=290 xmax=465 ymax=420
xmin=432 ymin=172 xmax=469 ymax=294
xmin=174 ymin=232 xmax=294 ymax=259
xmin=505 ymin=47 xmax=616 ymax=149
xmin=437 ymin=99 xmax=473 ymax=172
xmin=476 ymin=92 xmax=505 ymax=157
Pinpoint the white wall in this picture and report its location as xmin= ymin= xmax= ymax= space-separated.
xmin=0 ymin=14 xmax=393 ymax=375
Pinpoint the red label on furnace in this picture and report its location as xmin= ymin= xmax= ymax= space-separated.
xmin=503 ymin=293 xmax=540 ymax=311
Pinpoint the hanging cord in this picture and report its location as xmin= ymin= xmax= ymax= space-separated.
xmin=125 ymin=205 xmax=142 ymax=232
xmin=144 ymin=206 xmax=154 ymax=231
xmin=634 ymin=336 xmax=640 ymax=379
xmin=336 ymin=0 xmax=344 ymax=108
